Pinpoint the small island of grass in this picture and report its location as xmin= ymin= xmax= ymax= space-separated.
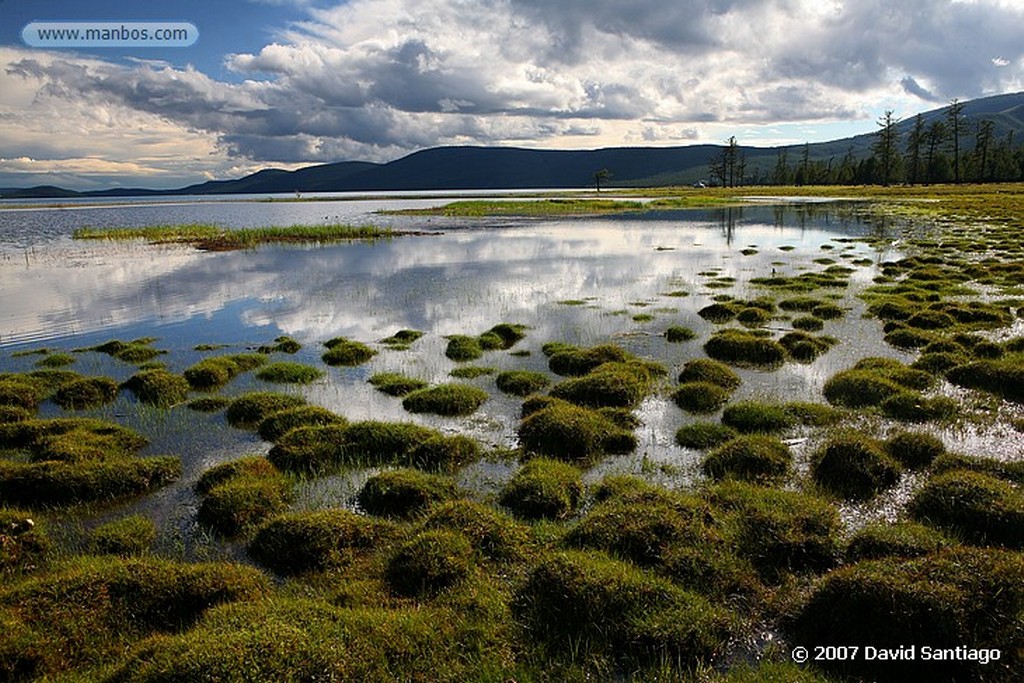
xmin=73 ymin=223 xmax=417 ymax=251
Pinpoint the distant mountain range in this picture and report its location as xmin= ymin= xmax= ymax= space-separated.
xmin=3 ymin=91 xmax=1023 ymax=199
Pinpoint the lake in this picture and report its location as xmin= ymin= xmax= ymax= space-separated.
xmin=0 ymin=194 xmax=1008 ymax=553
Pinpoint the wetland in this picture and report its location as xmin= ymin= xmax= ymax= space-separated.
xmin=1 ymin=185 xmax=1023 ymax=681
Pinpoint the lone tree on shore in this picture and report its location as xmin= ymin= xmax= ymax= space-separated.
xmin=593 ymin=168 xmax=612 ymax=192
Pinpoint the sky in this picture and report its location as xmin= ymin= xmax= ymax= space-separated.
xmin=1 ymin=0 xmax=1022 ymax=190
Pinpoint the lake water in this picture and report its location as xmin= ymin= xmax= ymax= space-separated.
xmin=0 ymin=194 xmax=1012 ymax=553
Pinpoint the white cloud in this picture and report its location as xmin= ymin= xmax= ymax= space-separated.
xmin=2 ymin=0 xmax=1024 ymax=188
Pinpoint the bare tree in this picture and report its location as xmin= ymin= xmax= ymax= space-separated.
xmin=593 ymin=168 xmax=611 ymax=192
xmin=947 ymin=98 xmax=965 ymax=183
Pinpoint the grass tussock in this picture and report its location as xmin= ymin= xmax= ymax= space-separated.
xmin=321 ymin=337 xmax=377 ymax=366
xmin=811 ymin=432 xmax=901 ymax=500
xmin=845 ymin=520 xmax=951 ymax=562
xmin=703 ymin=329 xmax=786 ymax=368
xmin=909 ymin=470 xmax=1024 ymax=548
xmin=702 ymin=435 xmax=791 ymax=484
xmin=550 ymin=361 xmax=655 ymax=409
xmin=89 ymin=515 xmax=156 ymax=556
xmin=513 ymin=550 xmax=736 ymax=667
xmin=255 ymin=361 xmax=324 ymax=384
xmin=183 ymin=353 xmax=267 ymax=390
xmin=401 ymin=383 xmax=489 ymax=417
xmin=51 ymin=376 xmax=119 ymax=410
xmin=256 ymin=405 xmax=345 ymax=443
xmin=499 ymin=458 xmax=584 ymax=520
xmin=671 ymin=381 xmax=731 ymax=414
xmin=224 ymin=391 xmax=306 ymax=430
xmin=675 ymin=421 xmax=738 ymax=450
xmin=196 ymin=456 xmax=292 ymax=536
xmin=791 ymin=547 xmax=1024 ymax=682
xmin=0 ymin=555 xmax=268 ymax=675
xmin=421 ymin=500 xmax=529 ymax=562
xmin=0 ymin=508 xmax=48 ymax=573
xmin=495 ymin=370 xmax=550 ymax=397
xmin=357 ymin=468 xmax=459 ymax=519
xmin=256 ymin=335 xmax=302 ymax=354
xmin=386 ymin=529 xmax=475 ymax=597
xmin=122 ymin=369 xmax=190 ymax=407
xmin=517 ymin=400 xmax=637 ymax=464
xmin=368 ymin=372 xmax=428 ymax=397
xmin=547 ymin=343 xmax=630 ymax=376
xmin=248 ymin=509 xmax=397 ymax=574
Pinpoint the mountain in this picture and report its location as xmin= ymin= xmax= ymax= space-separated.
xmin=3 ymin=91 xmax=1023 ymax=199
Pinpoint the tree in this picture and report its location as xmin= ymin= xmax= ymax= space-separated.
xmin=904 ymin=114 xmax=925 ymax=185
xmin=973 ymin=119 xmax=995 ymax=182
xmin=873 ymin=110 xmax=900 ymax=186
xmin=947 ymin=98 xmax=965 ymax=183
xmin=924 ymin=119 xmax=947 ymax=184
xmin=771 ymin=149 xmax=791 ymax=185
xmin=709 ymin=137 xmax=745 ymax=187
xmin=593 ymin=168 xmax=611 ymax=192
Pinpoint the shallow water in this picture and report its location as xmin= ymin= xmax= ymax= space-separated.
xmin=0 ymin=197 xmax=1018 ymax=551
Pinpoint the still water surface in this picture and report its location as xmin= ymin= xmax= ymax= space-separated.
xmin=0 ymin=195 xmax=1003 ymax=554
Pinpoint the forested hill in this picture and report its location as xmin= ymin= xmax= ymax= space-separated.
xmin=3 ymin=91 xmax=1023 ymax=199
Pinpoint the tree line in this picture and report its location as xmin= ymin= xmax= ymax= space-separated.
xmin=707 ymin=99 xmax=1024 ymax=186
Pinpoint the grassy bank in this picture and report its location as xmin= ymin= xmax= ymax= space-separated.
xmin=73 ymin=223 xmax=406 ymax=250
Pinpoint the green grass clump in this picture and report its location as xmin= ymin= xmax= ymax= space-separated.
xmin=909 ymin=470 xmax=1024 ymax=547
xmin=321 ymin=337 xmax=377 ymax=366
xmin=89 ymin=515 xmax=156 ymax=556
xmin=380 ymin=329 xmax=425 ymax=348
xmin=0 ymin=457 xmax=181 ymax=506
xmin=564 ymin=493 xmax=715 ymax=567
xmin=256 ymin=335 xmax=302 ymax=354
xmin=499 ymin=458 xmax=584 ymax=520
xmin=248 ymin=509 xmax=396 ymax=574
xmin=781 ymin=401 xmax=844 ymax=426
xmin=224 ymin=392 xmax=306 ymax=429
xmin=0 ymin=555 xmax=268 ymax=675
xmin=0 ymin=378 xmax=41 ymax=412
xmin=703 ymin=329 xmax=786 ymax=368
xmin=698 ymin=302 xmax=739 ymax=324
xmin=790 ymin=547 xmax=1024 ymax=682
xmin=256 ymin=405 xmax=345 ymax=443
xmin=448 ymin=365 xmax=495 ymax=379
xmin=884 ymin=430 xmax=946 ymax=469
xmin=547 ymin=343 xmax=629 ymax=376
xmin=183 ymin=354 xmax=264 ymax=390
xmin=930 ymin=453 xmax=1024 ymax=483
xmin=267 ymin=421 xmax=442 ymax=473
xmin=946 ymin=358 xmax=1024 ymax=403
xmin=549 ymin=361 xmax=653 ymax=409
xmin=0 ymin=508 xmax=48 ymax=573
xmin=0 ymin=417 xmax=148 ymax=461
xmin=676 ymin=358 xmax=741 ymax=390
xmin=401 ymin=383 xmax=488 ymax=416
xmin=707 ymin=481 xmax=841 ymax=581
xmin=675 ymin=421 xmax=738 ymax=449
xmin=664 ymin=325 xmax=697 ymax=342
xmin=736 ymin=306 xmax=772 ymax=326
xmin=122 ymin=369 xmax=190 ymax=407
xmin=51 ymin=377 xmax=119 ymax=410
xmin=495 ymin=370 xmax=550 ymax=397
xmin=482 ymin=323 xmax=528 ymax=349
xmin=517 ymin=401 xmax=637 ymax=463
xmin=368 ymin=372 xmax=428 ymax=397
xmin=255 ymin=361 xmax=324 ymax=384
xmin=357 ymin=469 xmax=458 ymax=519
xmin=408 ymin=434 xmax=482 ymax=472
xmin=421 ymin=500 xmax=529 ymax=562
xmin=86 ymin=339 xmax=166 ymax=364
xmin=720 ymin=401 xmax=797 ymax=433
xmin=778 ymin=330 xmax=837 ymax=362
xmin=845 ymin=521 xmax=950 ymax=561
xmin=386 ymin=529 xmax=475 ymax=597
xmin=791 ymin=315 xmax=824 ymax=331
xmin=811 ymin=432 xmax=901 ymax=500
xmin=702 ymin=435 xmax=791 ymax=484
xmin=879 ymin=390 xmax=957 ymax=422
xmin=196 ymin=457 xmax=292 ymax=536
xmin=513 ymin=550 xmax=735 ymax=666
xmin=444 ymin=335 xmax=483 ymax=362
xmin=671 ymin=382 xmax=731 ymax=414
xmin=822 ymin=369 xmax=904 ymax=408
xmin=34 ymin=353 xmax=75 ymax=368
xmin=105 ymin=597 xmax=504 ymax=683
xmin=883 ymin=325 xmax=935 ymax=349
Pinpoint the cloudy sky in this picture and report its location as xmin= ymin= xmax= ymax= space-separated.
xmin=1 ymin=0 xmax=1022 ymax=190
